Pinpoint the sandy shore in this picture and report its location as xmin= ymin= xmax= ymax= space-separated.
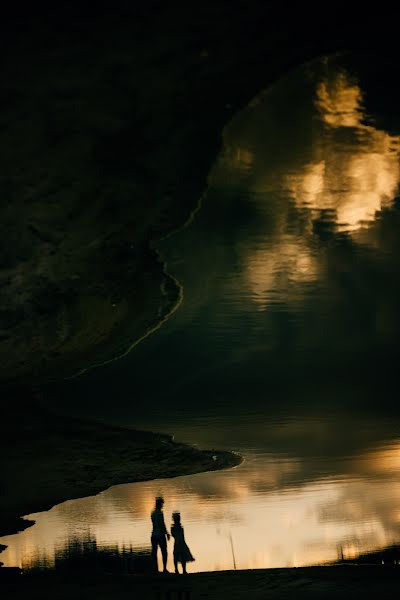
xmin=2 ymin=565 xmax=400 ymax=599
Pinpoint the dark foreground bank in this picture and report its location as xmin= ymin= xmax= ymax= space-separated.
xmin=2 ymin=566 xmax=400 ymax=599
xmin=0 ymin=401 xmax=241 ymax=540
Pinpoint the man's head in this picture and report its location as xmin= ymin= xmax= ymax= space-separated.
xmin=155 ymin=496 xmax=164 ymax=509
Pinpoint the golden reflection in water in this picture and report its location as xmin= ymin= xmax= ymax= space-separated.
xmin=288 ymin=72 xmax=400 ymax=231
xmin=290 ymin=70 xmax=400 ymax=232
xmin=354 ymin=442 xmax=400 ymax=476
xmin=2 ymin=437 xmax=400 ymax=571
xmin=245 ymin=237 xmax=318 ymax=306
xmin=315 ymin=72 xmax=363 ymax=128
xmin=287 ymin=141 xmax=400 ymax=233
xmin=213 ymin=61 xmax=400 ymax=306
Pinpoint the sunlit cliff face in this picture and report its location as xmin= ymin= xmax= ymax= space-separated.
xmin=287 ymin=71 xmax=400 ymax=232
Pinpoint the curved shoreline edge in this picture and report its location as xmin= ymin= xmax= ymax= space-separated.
xmin=0 ymin=410 xmax=242 ymax=553
xmin=65 ymin=263 xmax=184 ymax=380
xmin=64 ymin=185 xmax=207 ymax=381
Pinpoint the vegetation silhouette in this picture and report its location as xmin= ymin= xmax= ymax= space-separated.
xmin=27 ymin=533 xmax=152 ymax=575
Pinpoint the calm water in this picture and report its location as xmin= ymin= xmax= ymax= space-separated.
xmin=2 ymin=53 xmax=400 ymax=572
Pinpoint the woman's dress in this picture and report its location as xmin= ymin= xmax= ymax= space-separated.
xmin=171 ymin=524 xmax=195 ymax=563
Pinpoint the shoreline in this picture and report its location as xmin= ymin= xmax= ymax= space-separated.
xmin=64 ymin=159 xmax=208 ymax=381
xmin=0 ymin=404 xmax=241 ymax=544
xmin=64 ymin=261 xmax=184 ymax=380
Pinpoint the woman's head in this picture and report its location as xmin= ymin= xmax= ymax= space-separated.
xmin=172 ymin=512 xmax=181 ymax=523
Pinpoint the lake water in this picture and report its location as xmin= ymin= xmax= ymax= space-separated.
xmin=2 ymin=53 xmax=400 ymax=572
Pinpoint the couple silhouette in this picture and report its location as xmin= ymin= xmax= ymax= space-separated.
xmin=151 ymin=496 xmax=195 ymax=574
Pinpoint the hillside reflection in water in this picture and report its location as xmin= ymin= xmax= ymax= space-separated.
xmin=2 ymin=54 xmax=400 ymax=571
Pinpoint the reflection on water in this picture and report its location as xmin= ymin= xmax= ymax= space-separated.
xmin=2 ymin=53 xmax=400 ymax=571
xmin=292 ymin=71 xmax=400 ymax=231
xmin=25 ymin=534 xmax=152 ymax=574
xmin=216 ymin=60 xmax=400 ymax=309
xmin=2 ymin=428 xmax=400 ymax=571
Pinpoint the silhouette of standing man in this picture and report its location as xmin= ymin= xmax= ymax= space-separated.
xmin=151 ymin=496 xmax=170 ymax=572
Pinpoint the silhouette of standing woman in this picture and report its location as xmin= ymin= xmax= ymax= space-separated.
xmin=171 ymin=512 xmax=195 ymax=574
xmin=151 ymin=496 xmax=170 ymax=572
